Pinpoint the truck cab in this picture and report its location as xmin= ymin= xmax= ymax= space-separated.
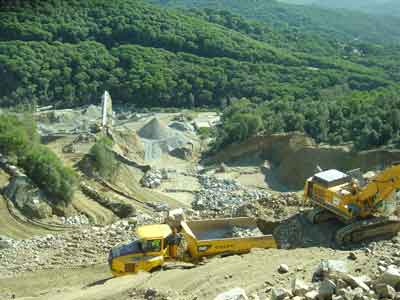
xmin=108 ymin=224 xmax=174 ymax=276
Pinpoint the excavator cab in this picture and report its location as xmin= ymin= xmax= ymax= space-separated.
xmin=304 ymin=169 xmax=361 ymax=221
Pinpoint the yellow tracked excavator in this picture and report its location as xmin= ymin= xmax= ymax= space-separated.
xmin=304 ymin=163 xmax=400 ymax=245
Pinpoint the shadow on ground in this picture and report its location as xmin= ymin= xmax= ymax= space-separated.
xmin=85 ymin=277 xmax=113 ymax=288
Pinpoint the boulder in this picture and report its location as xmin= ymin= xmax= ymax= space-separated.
xmin=348 ymin=252 xmax=357 ymax=261
xmin=23 ymin=200 xmax=53 ymax=219
xmin=343 ymin=275 xmax=370 ymax=292
xmin=279 ymin=264 xmax=289 ymax=274
xmin=336 ymin=279 xmax=348 ymax=290
xmin=165 ymin=208 xmax=186 ymax=228
xmin=144 ymin=287 xmax=157 ymax=300
xmin=108 ymin=202 xmax=136 ymax=218
xmin=52 ymin=201 xmax=76 ymax=217
xmin=337 ymin=288 xmax=356 ymax=300
xmin=292 ymin=278 xmax=311 ymax=296
xmin=272 ymin=288 xmax=290 ymax=300
xmin=374 ymin=283 xmax=395 ymax=299
xmin=318 ymin=280 xmax=336 ymax=300
xmin=351 ymin=288 xmax=364 ymax=300
xmin=305 ymin=290 xmax=319 ymax=300
xmin=4 ymin=175 xmax=53 ymax=219
xmin=0 ymin=235 xmax=13 ymax=249
xmin=169 ymin=144 xmax=193 ymax=160
xmin=214 ymin=288 xmax=249 ymax=300
xmin=314 ymin=260 xmax=348 ymax=281
xmin=378 ymin=265 xmax=400 ymax=288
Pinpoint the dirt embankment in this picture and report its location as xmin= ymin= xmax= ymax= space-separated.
xmin=209 ymin=133 xmax=400 ymax=190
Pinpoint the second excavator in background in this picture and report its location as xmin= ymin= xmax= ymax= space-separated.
xmin=304 ymin=163 xmax=400 ymax=244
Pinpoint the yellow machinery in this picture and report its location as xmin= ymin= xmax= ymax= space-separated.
xmin=108 ymin=217 xmax=277 ymax=276
xmin=304 ymin=163 xmax=400 ymax=244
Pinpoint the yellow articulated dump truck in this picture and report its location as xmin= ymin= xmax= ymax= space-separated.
xmin=108 ymin=217 xmax=278 ymax=276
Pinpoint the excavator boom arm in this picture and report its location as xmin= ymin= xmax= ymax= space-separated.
xmin=358 ymin=164 xmax=400 ymax=209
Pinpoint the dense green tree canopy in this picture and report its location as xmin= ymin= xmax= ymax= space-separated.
xmin=214 ymin=88 xmax=400 ymax=151
xmin=1 ymin=0 xmax=400 ymax=150
xmin=150 ymin=0 xmax=400 ymax=44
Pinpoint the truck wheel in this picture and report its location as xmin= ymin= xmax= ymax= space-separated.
xmin=150 ymin=266 xmax=163 ymax=273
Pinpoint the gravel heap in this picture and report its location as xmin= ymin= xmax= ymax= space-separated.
xmin=231 ymin=226 xmax=263 ymax=238
xmin=192 ymin=175 xmax=268 ymax=214
xmin=60 ymin=214 xmax=90 ymax=225
xmin=0 ymin=219 xmax=138 ymax=277
xmin=141 ymin=168 xmax=169 ymax=189
xmin=138 ymin=118 xmax=173 ymax=140
xmin=268 ymin=255 xmax=400 ymax=300
xmin=138 ymin=118 xmax=190 ymax=161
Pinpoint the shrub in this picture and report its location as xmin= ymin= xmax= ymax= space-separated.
xmin=0 ymin=114 xmax=77 ymax=204
xmin=89 ymin=137 xmax=119 ymax=180
xmin=0 ymin=115 xmax=30 ymax=156
xmin=20 ymin=145 xmax=77 ymax=203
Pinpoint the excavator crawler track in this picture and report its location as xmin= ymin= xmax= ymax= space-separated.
xmin=307 ymin=208 xmax=337 ymax=224
xmin=335 ymin=216 xmax=400 ymax=245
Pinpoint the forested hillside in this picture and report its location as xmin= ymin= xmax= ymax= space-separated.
xmin=1 ymin=0 xmax=400 ymax=149
xmin=0 ymin=0 xmax=393 ymax=108
xmin=279 ymin=0 xmax=400 ymax=17
xmin=370 ymin=1 xmax=400 ymax=17
xmin=151 ymin=0 xmax=400 ymax=44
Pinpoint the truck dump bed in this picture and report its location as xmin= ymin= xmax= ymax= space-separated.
xmin=181 ymin=217 xmax=277 ymax=258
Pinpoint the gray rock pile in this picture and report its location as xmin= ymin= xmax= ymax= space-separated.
xmin=169 ymin=121 xmax=194 ymax=132
xmin=268 ymin=260 xmax=400 ymax=300
xmin=138 ymin=118 xmax=173 ymax=140
xmin=169 ymin=144 xmax=193 ymax=160
xmin=231 ymin=226 xmax=263 ymax=238
xmin=138 ymin=118 xmax=190 ymax=161
xmin=60 ymin=214 xmax=90 ymax=225
xmin=0 ymin=220 xmax=137 ymax=277
xmin=192 ymin=175 xmax=267 ymax=214
xmin=258 ymin=192 xmax=305 ymax=209
xmin=141 ymin=169 xmax=167 ymax=189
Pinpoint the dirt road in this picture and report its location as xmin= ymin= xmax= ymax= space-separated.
xmin=1 ymin=247 xmax=376 ymax=300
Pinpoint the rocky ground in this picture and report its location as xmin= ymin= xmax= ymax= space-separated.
xmin=2 ymin=236 xmax=400 ymax=300
xmin=2 ymin=108 xmax=400 ymax=300
xmin=0 ymin=220 xmax=136 ymax=278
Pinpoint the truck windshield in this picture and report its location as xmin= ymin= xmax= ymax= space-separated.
xmin=111 ymin=240 xmax=141 ymax=258
xmin=139 ymin=239 xmax=161 ymax=252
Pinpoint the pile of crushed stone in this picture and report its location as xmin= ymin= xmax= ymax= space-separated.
xmin=138 ymin=118 xmax=173 ymax=140
xmin=137 ymin=118 xmax=190 ymax=161
xmin=230 ymin=226 xmax=263 ymax=238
